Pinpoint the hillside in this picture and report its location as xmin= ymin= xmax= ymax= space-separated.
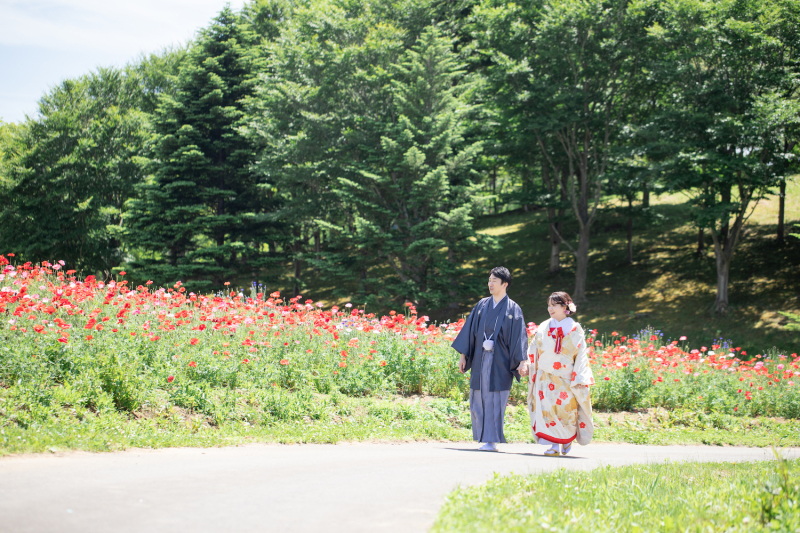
xmin=265 ymin=181 xmax=800 ymax=354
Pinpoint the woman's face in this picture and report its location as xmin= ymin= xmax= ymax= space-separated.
xmin=547 ymin=300 xmax=567 ymax=320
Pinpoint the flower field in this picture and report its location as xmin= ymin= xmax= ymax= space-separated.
xmin=0 ymin=257 xmax=798 ymax=453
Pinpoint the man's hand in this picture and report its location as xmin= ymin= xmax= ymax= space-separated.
xmin=458 ymin=354 xmax=466 ymax=373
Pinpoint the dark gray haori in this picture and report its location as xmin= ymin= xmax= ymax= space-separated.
xmin=451 ymin=295 xmax=528 ymax=443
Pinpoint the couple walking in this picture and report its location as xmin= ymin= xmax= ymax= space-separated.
xmin=452 ymin=267 xmax=594 ymax=456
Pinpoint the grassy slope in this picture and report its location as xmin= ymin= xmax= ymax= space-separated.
xmin=431 ymin=458 xmax=800 ymax=533
xmin=470 ymin=181 xmax=800 ymax=355
xmin=279 ymin=181 xmax=799 ymax=354
xmin=5 ymin=394 xmax=798 ymax=456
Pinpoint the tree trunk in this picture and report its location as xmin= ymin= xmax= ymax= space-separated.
xmin=542 ymin=163 xmax=561 ymax=274
xmin=573 ymin=224 xmax=591 ymax=303
xmin=778 ymin=179 xmax=786 ymax=244
xmin=642 ymin=182 xmax=650 ymax=208
xmin=293 ymin=252 xmax=301 ymax=297
xmin=626 ymin=197 xmax=633 ymax=264
xmin=713 ymin=251 xmax=731 ymax=313
xmin=696 ymin=228 xmax=704 ymax=255
xmin=292 ymin=230 xmax=302 ymax=297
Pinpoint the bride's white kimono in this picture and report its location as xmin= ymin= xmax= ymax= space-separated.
xmin=527 ymin=317 xmax=595 ymax=445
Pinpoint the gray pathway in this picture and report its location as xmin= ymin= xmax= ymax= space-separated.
xmin=1 ymin=442 xmax=797 ymax=533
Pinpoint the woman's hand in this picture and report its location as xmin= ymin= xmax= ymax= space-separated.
xmin=517 ymin=361 xmax=529 ymax=376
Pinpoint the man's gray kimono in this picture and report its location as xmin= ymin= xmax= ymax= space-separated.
xmin=451 ymin=295 xmax=528 ymax=443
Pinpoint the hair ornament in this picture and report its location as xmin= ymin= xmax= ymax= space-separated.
xmin=568 ymin=302 xmax=577 ymax=313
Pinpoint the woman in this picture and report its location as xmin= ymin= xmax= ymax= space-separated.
xmin=527 ymin=291 xmax=594 ymax=456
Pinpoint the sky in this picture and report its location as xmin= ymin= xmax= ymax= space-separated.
xmin=0 ymin=0 xmax=248 ymax=123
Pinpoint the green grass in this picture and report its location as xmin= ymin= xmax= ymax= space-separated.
xmin=431 ymin=457 xmax=800 ymax=533
xmin=4 ymin=392 xmax=799 ymax=455
xmin=270 ymin=180 xmax=800 ymax=355
xmin=2 ymin=260 xmax=798 ymax=456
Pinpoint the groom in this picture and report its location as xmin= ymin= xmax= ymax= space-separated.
xmin=452 ymin=266 xmax=529 ymax=451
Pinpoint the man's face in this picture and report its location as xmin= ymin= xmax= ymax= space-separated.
xmin=487 ymin=274 xmax=507 ymax=295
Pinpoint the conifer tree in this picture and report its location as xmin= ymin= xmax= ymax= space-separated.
xmin=125 ymin=7 xmax=274 ymax=290
xmin=331 ymin=26 xmax=489 ymax=307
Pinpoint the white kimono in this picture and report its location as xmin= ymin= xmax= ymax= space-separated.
xmin=527 ymin=317 xmax=595 ymax=445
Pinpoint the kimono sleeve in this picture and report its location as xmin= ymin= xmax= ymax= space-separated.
xmin=451 ymin=301 xmax=481 ymax=370
xmin=570 ymin=325 xmax=594 ymax=387
xmin=507 ymin=303 xmax=529 ymax=378
xmin=570 ymin=324 xmax=594 ymax=445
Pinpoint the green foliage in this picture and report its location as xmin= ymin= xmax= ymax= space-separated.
xmin=331 ymin=26 xmax=489 ymax=307
xmin=124 ymin=7 xmax=275 ymax=290
xmin=642 ymin=0 xmax=800 ymax=312
xmin=0 ymin=69 xmax=151 ymax=273
xmin=431 ymin=458 xmax=800 ymax=533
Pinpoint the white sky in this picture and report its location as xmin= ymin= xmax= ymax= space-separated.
xmin=0 ymin=0 xmax=248 ymax=123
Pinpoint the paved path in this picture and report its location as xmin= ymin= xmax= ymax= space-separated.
xmin=1 ymin=442 xmax=797 ymax=533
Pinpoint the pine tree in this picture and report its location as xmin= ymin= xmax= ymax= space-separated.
xmin=125 ymin=7 xmax=274 ymax=290
xmin=331 ymin=26 xmax=489 ymax=307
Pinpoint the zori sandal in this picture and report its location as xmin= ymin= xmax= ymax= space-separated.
xmin=544 ymin=448 xmax=560 ymax=457
xmin=561 ymin=442 xmax=573 ymax=456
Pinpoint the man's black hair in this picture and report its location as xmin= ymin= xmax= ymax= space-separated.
xmin=490 ymin=266 xmax=511 ymax=286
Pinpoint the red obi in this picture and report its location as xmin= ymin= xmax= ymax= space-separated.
xmin=548 ymin=327 xmax=565 ymax=354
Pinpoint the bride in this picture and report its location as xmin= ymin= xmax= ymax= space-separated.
xmin=527 ymin=291 xmax=594 ymax=456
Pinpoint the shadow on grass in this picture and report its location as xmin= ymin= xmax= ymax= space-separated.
xmin=254 ymin=197 xmax=799 ymax=354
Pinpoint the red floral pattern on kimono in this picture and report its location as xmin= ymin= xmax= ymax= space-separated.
xmin=527 ymin=318 xmax=594 ymax=445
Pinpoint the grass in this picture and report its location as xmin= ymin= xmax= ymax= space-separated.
xmin=468 ymin=180 xmax=800 ymax=356
xmin=269 ymin=179 xmax=800 ymax=355
xmin=431 ymin=457 xmax=800 ymax=533
xmin=1 ymin=260 xmax=798 ymax=456
xmin=4 ymin=392 xmax=799 ymax=456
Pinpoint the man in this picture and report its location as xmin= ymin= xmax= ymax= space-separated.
xmin=451 ymin=266 xmax=529 ymax=451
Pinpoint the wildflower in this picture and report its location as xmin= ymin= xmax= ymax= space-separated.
xmin=86 ymin=335 xmax=93 ymax=341
xmin=339 ymin=361 xmax=347 ymax=368
xmin=679 ymin=336 xmax=687 ymax=341
xmin=167 ymin=376 xmax=174 ymax=383
xmin=280 ymin=359 xmax=289 ymax=365
xmin=242 ymin=359 xmax=250 ymax=364
xmin=380 ymin=361 xmax=387 ymax=366
xmin=604 ymin=377 xmax=610 ymax=381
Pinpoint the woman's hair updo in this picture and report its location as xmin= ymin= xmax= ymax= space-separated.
xmin=548 ymin=291 xmax=576 ymax=315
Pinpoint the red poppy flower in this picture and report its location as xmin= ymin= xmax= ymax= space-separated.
xmin=189 ymin=361 xmax=197 ymax=367
xmin=380 ymin=361 xmax=387 ymax=366
xmin=167 ymin=376 xmax=174 ymax=383
xmin=280 ymin=359 xmax=289 ymax=365
xmin=339 ymin=361 xmax=347 ymax=368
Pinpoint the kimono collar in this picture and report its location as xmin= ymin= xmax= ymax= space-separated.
xmin=490 ymin=294 xmax=508 ymax=309
xmin=547 ymin=317 xmax=574 ymax=354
